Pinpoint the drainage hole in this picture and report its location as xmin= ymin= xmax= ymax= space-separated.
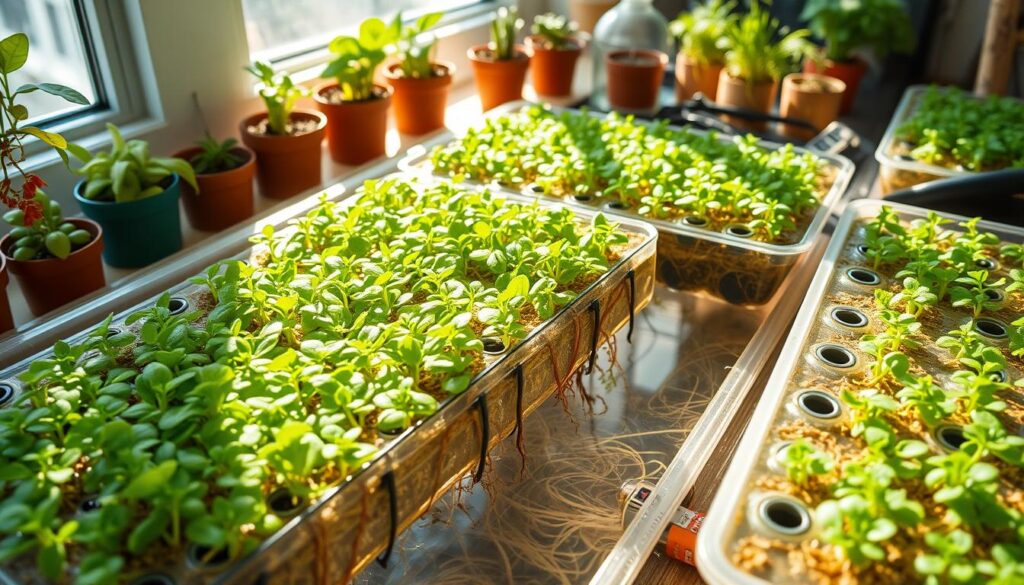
xmin=79 ymin=497 xmax=101 ymax=512
xmin=683 ymin=215 xmax=708 ymax=227
xmin=976 ymin=318 xmax=1008 ymax=339
xmin=724 ymin=224 xmax=753 ymax=238
xmin=605 ymin=200 xmax=627 ymax=210
xmin=0 ymin=382 xmax=14 ymax=407
xmin=936 ymin=425 xmax=966 ymax=451
xmin=267 ymin=488 xmax=304 ymax=515
xmin=975 ymin=257 xmax=997 ymax=270
xmin=482 ymin=337 xmax=507 ymax=355
xmin=130 ymin=574 xmax=175 ymax=585
xmin=830 ymin=307 xmax=868 ymax=329
xmin=529 ymin=183 xmax=544 ymax=193
xmin=814 ymin=344 xmax=857 ymax=369
xmin=188 ymin=543 xmax=231 ymax=569
xmin=167 ymin=296 xmax=189 ymax=316
xmin=759 ymin=497 xmax=810 ymax=535
xmin=846 ymin=267 xmax=881 ymax=286
xmin=797 ymin=390 xmax=842 ymax=419
xmin=984 ymin=289 xmax=1005 ymax=302
xmin=855 ymin=244 xmax=870 ymax=257
xmin=106 ymin=327 xmax=122 ymax=338
xmin=991 ymin=370 xmax=1008 ymax=383
xmin=572 ymin=194 xmax=593 ymax=202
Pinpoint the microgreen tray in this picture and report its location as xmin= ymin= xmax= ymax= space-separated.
xmin=399 ymin=101 xmax=853 ymax=306
xmin=0 ymin=175 xmax=657 ymax=585
xmin=698 ymin=199 xmax=1024 ymax=585
xmin=875 ymin=85 xmax=1024 ymax=194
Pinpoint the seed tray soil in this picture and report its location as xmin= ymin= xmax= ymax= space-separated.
xmin=399 ymin=101 xmax=854 ymax=307
xmin=698 ymin=199 xmax=1024 ymax=585
xmin=0 ymin=177 xmax=657 ymax=585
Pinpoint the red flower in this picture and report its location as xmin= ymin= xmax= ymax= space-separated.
xmin=22 ymin=174 xmax=46 ymax=199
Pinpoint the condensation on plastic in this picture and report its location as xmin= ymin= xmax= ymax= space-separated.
xmin=399 ymin=101 xmax=854 ymax=306
xmin=0 ymin=175 xmax=658 ymax=585
xmin=873 ymin=85 xmax=1024 ymax=194
xmin=696 ymin=200 xmax=1024 ymax=585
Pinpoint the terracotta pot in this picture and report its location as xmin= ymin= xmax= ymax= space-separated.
xmin=778 ymin=73 xmax=846 ymax=141
xmin=675 ymin=54 xmax=723 ymax=102
xmin=525 ymin=35 xmax=583 ymax=97
xmin=468 ymin=46 xmax=529 ymax=111
xmin=174 ymin=145 xmax=255 ymax=232
xmin=605 ymin=49 xmax=668 ymax=111
xmin=570 ymin=0 xmax=617 ymax=33
xmin=714 ymin=71 xmax=778 ymax=132
xmin=0 ymin=256 xmax=13 ymax=334
xmin=314 ymin=82 xmax=392 ymax=165
xmin=1 ymin=218 xmax=105 ymax=317
xmin=240 ymin=109 xmax=326 ymax=199
xmin=383 ymin=62 xmax=454 ymax=136
xmin=804 ymin=57 xmax=866 ymax=114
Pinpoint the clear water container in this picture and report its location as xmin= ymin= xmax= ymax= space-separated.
xmin=590 ymin=0 xmax=670 ymax=109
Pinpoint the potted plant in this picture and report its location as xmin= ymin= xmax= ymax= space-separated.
xmin=778 ymin=73 xmax=845 ymax=140
xmin=800 ymin=0 xmax=915 ymax=113
xmin=70 ymin=124 xmax=197 ymax=268
xmin=717 ymin=0 xmax=814 ymax=131
xmin=316 ymin=18 xmax=395 ymax=165
xmin=382 ymin=12 xmax=452 ymax=135
xmin=173 ymin=135 xmax=255 ymax=232
xmin=0 ymin=32 xmax=104 ymax=323
xmin=241 ymin=61 xmax=326 ymax=199
xmin=469 ymin=7 xmax=528 ymax=111
xmin=605 ymin=49 xmax=668 ymax=112
xmin=526 ymin=13 xmax=584 ymax=98
xmin=669 ymin=0 xmax=735 ymax=102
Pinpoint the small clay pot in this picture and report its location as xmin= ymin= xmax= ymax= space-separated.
xmin=714 ymin=71 xmax=778 ymax=132
xmin=569 ymin=0 xmax=617 ymax=33
xmin=675 ymin=54 xmax=723 ymax=102
xmin=240 ymin=109 xmax=326 ymax=200
xmin=778 ymin=73 xmax=846 ymax=141
xmin=526 ymin=35 xmax=583 ymax=97
xmin=314 ymin=82 xmax=392 ymax=165
xmin=1 ymin=218 xmax=106 ymax=317
xmin=468 ymin=45 xmax=529 ymax=111
xmin=0 ymin=255 xmax=13 ymax=333
xmin=383 ymin=62 xmax=454 ymax=136
xmin=605 ymin=49 xmax=668 ymax=111
xmin=804 ymin=56 xmax=866 ymax=114
xmin=173 ymin=145 xmax=256 ymax=232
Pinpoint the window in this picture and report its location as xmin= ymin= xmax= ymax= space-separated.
xmin=242 ymin=0 xmax=489 ymax=63
xmin=0 ymin=0 xmax=99 ymax=124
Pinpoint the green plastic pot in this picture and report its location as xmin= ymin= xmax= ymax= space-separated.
xmin=74 ymin=175 xmax=183 ymax=268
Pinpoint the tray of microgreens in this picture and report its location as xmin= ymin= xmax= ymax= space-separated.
xmin=876 ymin=85 xmax=1024 ymax=194
xmin=698 ymin=199 xmax=1024 ymax=585
xmin=401 ymin=102 xmax=853 ymax=306
xmin=0 ymin=175 xmax=656 ymax=584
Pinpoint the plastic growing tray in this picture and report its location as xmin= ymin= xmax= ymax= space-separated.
xmin=0 ymin=176 xmax=657 ymax=585
xmin=697 ymin=199 xmax=1024 ymax=585
xmin=400 ymin=102 xmax=853 ymax=306
xmin=875 ymin=85 xmax=1024 ymax=194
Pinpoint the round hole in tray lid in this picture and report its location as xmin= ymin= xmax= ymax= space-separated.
xmin=975 ymin=257 xmax=999 ymax=270
xmin=813 ymin=344 xmax=858 ymax=370
xmin=187 ymin=543 xmax=231 ymax=571
xmin=130 ymin=573 xmax=175 ymax=585
xmin=167 ymin=296 xmax=190 ymax=316
xmin=829 ymin=306 xmax=869 ymax=330
xmin=723 ymin=223 xmax=754 ymax=239
xmin=984 ymin=288 xmax=1006 ymax=304
xmin=990 ymin=369 xmax=1009 ymax=383
xmin=768 ymin=441 xmax=793 ymax=473
xmin=975 ymin=318 xmax=1008 ymax=340
xmin=845 ymin=267 xmax=882 ymax=287
xmin=854 ymin=244 xmax=870 ymax=258
xmin=267 ymin=488 xmax=305 ymax=516
xmin=526 ymin=183 xmax=544 ymax=194
xmin=106 ymin=326 xmax=122 ymax=338
xmin=796 ymin=390 xmax=842 ymax=420
xmin=572 ymin=194 xmax=593 ymax=202
xmin=0 ymin=382 xmax=15 ymax=407
xmin=79 ymin=496 xmax=101 ymax=513
xmin=604 ymin=200 xmax=627 ymax=211
xmin=482 ymin=336 xmax=507 ymax=355
xmin=935 ymin=425 xmax=967 ymax=451
xmin=757 ymin=495 xmax=811 ymax=537
xmin=681 ymin=215 xmax=708 ymax=228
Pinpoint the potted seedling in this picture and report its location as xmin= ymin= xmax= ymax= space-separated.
xmin=777 ymin=73 xmax=845 ymax=140
xmin=800 ymin=0 xmax=915 ymax=113
xmin=173 ymin=135 xmax=255 ymax=232
xmin=241 ymin=61 xmax=326 ymax=199
xmin=605 ymin=49 xmax=669 ymax=112
xmin=525 ymin=13 xmax=584 ymax=98
xmin=70 ymin=124 xmax=197 ymax=268
xmin=669 ymin=0 xmax=735 ymax=102
xmin=382 ymin=12 xmax=452 ymax=135
xmin=316 ymin=17 xmax=396 ymax=165
xmin=469 ymin=7 xmax=528 ymax=111
xmin=717 ymin=0 xmax=814 ymax=131
xmin=0 ymin=32 xmax=104 ymax=323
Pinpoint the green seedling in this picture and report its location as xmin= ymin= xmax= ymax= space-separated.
xmin=245 ymin=61 xmax=308 ymax=135
xmin=780 ymin=438 xmax=833 ymax=485
xmin=322 ymin=17 xmax=396 ymax=101
xmin=532 ymin=12 xmax=579 ymax=50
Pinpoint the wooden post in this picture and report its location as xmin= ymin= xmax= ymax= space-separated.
xmin=974 ymin=0 xmax=1022 ymax=95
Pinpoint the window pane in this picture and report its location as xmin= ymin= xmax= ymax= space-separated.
xmin=0 ymin=0 xmax=98 ymax=123
xmin=243 ymin=0 xmax=484 ymax=61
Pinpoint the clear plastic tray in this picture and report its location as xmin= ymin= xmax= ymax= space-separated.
xmin=0 ymin=175 xmax=658 ymax=585
xmin=696 ymin=199 xmax=1024 ymax=585
xmin=400 ymin=101 xmax=854 ymax=306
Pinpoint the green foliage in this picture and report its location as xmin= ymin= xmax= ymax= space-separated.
xmin=489 ymin=7 xmax=523 ymax=60
xmin=669 ymin=0 xmax=735 ymax=65
xmin=321 ymin=17 xmax=396 ymax=101
xmin=779 ymin=438 xmax=833 ymax=485
xmin=69 ymin=124 xmax=198 ymax=203
xmin=244 ymin=61 xmax=309 ymax=135
xmin=722 ymin=0 xmax=814 ymax=84
xmin=189 ymin=135 xmax=244 ymax=175
xmin=390 ymin=12 xmax=445 ymax=79
xmin=2 ymin=191 xmax=92 ymax=260
xmin=896 ymin=86 xmax=1024 ymax=172
xmin=531 ymin=12 xmax=578 ymax=50
xmin=800 ymin=0 xmax=916 ymax=61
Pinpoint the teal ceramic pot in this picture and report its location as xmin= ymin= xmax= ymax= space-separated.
xmin=74 ymin=174 xmax=183 ymax=268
